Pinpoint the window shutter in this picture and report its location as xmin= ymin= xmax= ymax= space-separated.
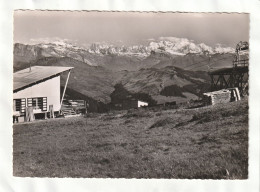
xmin=42 ymin=97 xmax=47 ymax=111
xmin=13 ymin=98 xmax=26 ymax=114
xmin=20 ymin=99 xmax=26 ymax=113
xmin=27 ymin=98 xmax=32 ymax=107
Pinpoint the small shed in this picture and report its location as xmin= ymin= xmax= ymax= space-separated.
xmin=137 ymin=100 xmax=148 ymax=108
xmin=122 ymin=99 xmax=148 ymax=110
xmin=113 ymin=98 xmax=149 ymax=110
xmin=13 ymin=66 xmax=73 ymax=122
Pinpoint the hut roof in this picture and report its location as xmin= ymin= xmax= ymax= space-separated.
xmin=14 ymin=66 xmax=73 ymax=92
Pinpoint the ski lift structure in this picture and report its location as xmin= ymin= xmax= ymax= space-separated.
xmin=208 ymin=41 xmax=249 ymax=96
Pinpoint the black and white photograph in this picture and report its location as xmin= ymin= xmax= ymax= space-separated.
xmin=13 ymin=11 xmax=249 ymax=179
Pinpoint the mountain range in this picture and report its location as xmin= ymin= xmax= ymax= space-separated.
xmin=13 ymin=37 xmax=237 ymax=110
xmin=15 ymin=37 xmax=235 ymax=61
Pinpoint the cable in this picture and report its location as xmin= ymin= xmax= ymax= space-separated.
xmin=184 ymin=54 xmax=234 ymax=70
xmin=189 ymin=56 xmax=233 ymax=70
xmin=183 ymin=57 xmax=210 ymax=70
xmin=189 ymin=56 xmax=232 ymax=70
xmin=186 ymin=55 xmax=234 ymax=70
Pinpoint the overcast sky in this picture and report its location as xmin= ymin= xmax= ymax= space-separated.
xmin=14 ymin=11 xmax=249 ymax=47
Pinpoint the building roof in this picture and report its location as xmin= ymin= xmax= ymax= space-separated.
xmin=14 ymin=66 xmax=73 ymax=92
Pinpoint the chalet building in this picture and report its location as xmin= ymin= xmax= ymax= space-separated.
xmin=13 ymin=66 xmax=73 ymax=122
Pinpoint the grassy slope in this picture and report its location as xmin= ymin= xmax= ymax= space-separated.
xmin=13 ymin=99 xmax=248 ymax=179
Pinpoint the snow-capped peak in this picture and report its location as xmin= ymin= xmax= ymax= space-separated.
xmin=20 ymin=36 xmax=235 ymax=60
xmin=81 ymin=37 xmax=235 ymax=57
xmin=147 ymin=37 xmax=234 ymax=55
xmin=214 ymin=44 xmax=235 ymax=54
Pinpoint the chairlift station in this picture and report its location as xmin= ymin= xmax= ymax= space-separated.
xmin=209 ymin=41 xmax=249 ymax=96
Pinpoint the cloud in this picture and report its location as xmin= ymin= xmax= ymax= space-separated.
xmin=158 ymin=37 xmax=190 ymax=43
xmin=29 ymin=37 xmax=78 ymax=46
xmin=147 ymin=38 xmax=155 ymax=41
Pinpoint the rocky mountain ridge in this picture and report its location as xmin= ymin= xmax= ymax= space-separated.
xmin=14 ymin=37 xmax=235 ymax=64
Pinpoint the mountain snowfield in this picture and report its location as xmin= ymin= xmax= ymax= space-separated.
xmin=18 ymin=36 xmax=235 ymax=59
xmin=88 ymin=37 xmax=235 ymax=56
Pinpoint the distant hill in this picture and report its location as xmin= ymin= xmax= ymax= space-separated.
xmin=137 ymin=52 xmax=235 ymax=71
xmin=116 ymin=66 xmax=210 ymax=104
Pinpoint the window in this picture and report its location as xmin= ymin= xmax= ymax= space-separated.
xmin=13 ymin=98 xmax=26 ymax=113
xmin=27 ymin=97 xmax=47 ymax=111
